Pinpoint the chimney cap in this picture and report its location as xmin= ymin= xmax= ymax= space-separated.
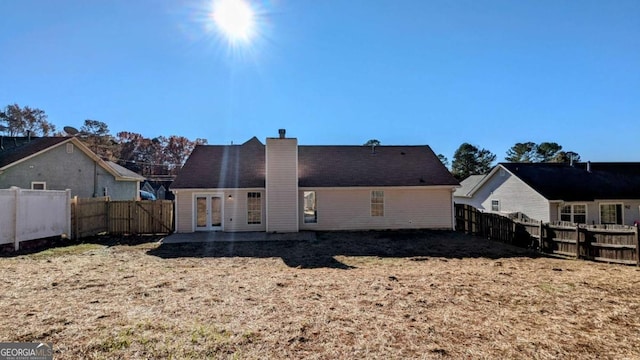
xmin=278 ymin=129 xmax=286 ymax=139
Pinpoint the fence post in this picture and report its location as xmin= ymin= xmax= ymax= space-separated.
xmin=538 ymin=221 xmax=544 ymax=252
xmin=635 ymin=224 xmax=639 ymax=267
xmin=13 ymin=187 xmax=20 ymax=251
xmin=575 ymin=224 xmax=580 ymax=259
xmin=72 ymin=196 xmax=79 ymax=240
xmin=105 ymin=197 xmax=111 ymax=234
xmin=65 ymin=190 xmax=72 ymax=240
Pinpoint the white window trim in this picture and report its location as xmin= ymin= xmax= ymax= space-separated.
xmin=371 ymin=190 xmax=385 ymax=217
xmin=491 ymin=199 xmax=500 ymax=212
xmin=31 ymin=181 xmax=46 ymax=190
xmin=247 ymin=192 xmax=262 ymax=225
xmin=599 ymin=202 xmax=624 ymax=225
xmin=303 ymin=191 xmax=317 ymax=224
xmin=66 ymin=143 xmax=74 ymax=154
xmin=559 ymin=203 xmax=588 ymax=224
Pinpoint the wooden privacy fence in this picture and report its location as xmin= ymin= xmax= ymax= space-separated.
xmin=71 ymin=197 xmax=174 ymax=239
xmin=455 ymin=204 xmax=640 ymax=266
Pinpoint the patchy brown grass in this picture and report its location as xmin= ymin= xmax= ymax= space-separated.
xmin=1 ymin=231 xmax=639 ymax=359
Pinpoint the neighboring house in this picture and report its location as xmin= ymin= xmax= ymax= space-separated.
xmin=454 ymin=162 xmax=640 ymax=225
xmin=453 ymin=175 xmax=485 ymax=208
xmin=0 ymin=136 xmax=145 ymax=200
xmin=141 ymin=180 xmax=169 ymax=200
xmin=171 ymin=130 xmax=459 ymax=233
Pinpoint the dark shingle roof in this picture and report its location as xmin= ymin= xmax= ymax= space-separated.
xmin=298 ymin=145 xmax=458 ymax=187
xmin=501 ymin=162 xmax=640 ymax=201
xmin=0 ymin=137 xmax=69 ymax=169
xmin=171 ymin=137 xmax=266 ymax=189
xmin=171 ymin=137 xmax=459 ymax=189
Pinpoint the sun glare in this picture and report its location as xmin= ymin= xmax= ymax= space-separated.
xmin=212 ymin=0 xmax=256 ymax=44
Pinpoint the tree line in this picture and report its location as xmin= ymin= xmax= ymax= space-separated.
xmin=3 ymin=103 xmax=582 ymax=181
xmin=442 ymin=141 xmax=581 ymax=180
xmin=365 ymin=138 xmax=581 ymax=181
xmin=0 ymin=103 xmax=206 ymax=178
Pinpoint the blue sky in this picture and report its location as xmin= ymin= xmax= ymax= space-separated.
xmin=1 ymin=0 xmax=638 ymax=162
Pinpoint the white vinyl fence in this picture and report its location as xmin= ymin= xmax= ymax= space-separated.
xmin=0 ymin=187 xmax=71 ymax=251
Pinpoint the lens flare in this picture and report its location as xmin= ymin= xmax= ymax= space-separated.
xmin=212 ymin=0 xmax=256 ymax=44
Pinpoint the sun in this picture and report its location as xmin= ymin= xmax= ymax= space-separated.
xmin=211 ymin=0 xmax=256 ymax=44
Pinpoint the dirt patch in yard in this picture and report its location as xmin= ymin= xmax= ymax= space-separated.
xmin=1 ymin=230 xmax=639 ymax=359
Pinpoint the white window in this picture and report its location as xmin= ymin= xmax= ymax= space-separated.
xmin=491 ymin=200 xmax=500 ymax=212
xmin=66 ymin=143 xmax=74 ymax=154
xmin=247 ymin=192 xmax=261 ymax=224
xmin=303 ymin=191 xmax=317 ymax=224
xmin=31 ymin=182 xmax=46 ymax=190
xmin=600 ymin=203 xmax=623 ymax=225
xmin=560 ymin=204 xmax=587 ymax=224
xmin=371 ymin=191 xmax=384 ymax=217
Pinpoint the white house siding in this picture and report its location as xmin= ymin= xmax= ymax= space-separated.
xmin=549 ymin=200 xmax=640 ymax=225
xmin=453 ymin=195 xmax=482 ymax=209
xmin=298 ymin=187 xmax=454 ymax=231
xmin=223 ymin=190 xmax=266 ymax=232
xmin=549 ymin=202 xmax=560 ymax=222
xmin=266 ymin=138 xmax=298 ymax=232
xmin=173 ymin=189 xmax=267 ymax=233
xmin=475 ymin=171 xmax=551 ymax=221
xmin=175 ymin=190 xmax=193 ymax=233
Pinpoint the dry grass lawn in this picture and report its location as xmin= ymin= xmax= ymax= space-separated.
xmin=1 ymin=231 xmax=640 ymax=359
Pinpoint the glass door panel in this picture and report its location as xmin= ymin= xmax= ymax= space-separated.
xmin=196 ymin=197 xmax=207 ymax=228
xmin=211 ymin=197 xmax=222 ymax=227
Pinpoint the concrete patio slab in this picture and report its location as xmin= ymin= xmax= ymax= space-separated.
xmin=162 ymin=231 xmax=317 ymax=243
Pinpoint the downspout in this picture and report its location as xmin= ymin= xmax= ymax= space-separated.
xmin=173 ymin=191 xmax=178 ymax=233
xmin=451 ymin=188 xmax=457 ymax=231
xmin=94 ymin=160 xmax=98 ymax=197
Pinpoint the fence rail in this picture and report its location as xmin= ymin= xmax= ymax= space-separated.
xmin=455 ymin=204 xmax=639 ymax=266
xmin=71 ymin=197 xmax=174 ymax=239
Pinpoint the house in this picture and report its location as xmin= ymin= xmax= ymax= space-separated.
xmin=453 ymin=174 xmax=484 ymax=207
xmin=141 ymin=180 xmax=169 ymax=200
xmin=170 ymin=129 xmax=459 ymax=233
xmin=454 ymin=162 xmax=640 ymax=225
xmin=0 ymin=136 xmax=145 ymax=200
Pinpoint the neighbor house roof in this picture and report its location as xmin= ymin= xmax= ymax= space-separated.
xmin=453 ymin=174 xmax=485 ymax=198
xmin=0 ymin=136 xmax=69 ymax=169
xmin=498 ymin=162 xmax=640 ymax=201
xmin=171 ymin=137 xmax=459 ymax=189
xmin=105 ymin=161 xmax=146 ymax=181
xmin=0 ymin=136 xmax=144 ymax=182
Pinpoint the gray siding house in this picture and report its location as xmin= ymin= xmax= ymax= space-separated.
xmin=454 ymin=162 xmax=640 ymax=225
xmin=0 ymin=136 xmax=144 ymax=200
xmin=171 ymin=130 xmax=460 ymax=233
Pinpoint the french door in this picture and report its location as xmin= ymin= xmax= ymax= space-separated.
xmin=195 ymin=194 xmax=223 ymax=231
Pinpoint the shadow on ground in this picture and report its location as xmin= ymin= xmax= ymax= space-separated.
xmin=147 ymin=230 xmax=542 ymax=270
xmin=0 ymin=235 xmax=164 ymax=258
